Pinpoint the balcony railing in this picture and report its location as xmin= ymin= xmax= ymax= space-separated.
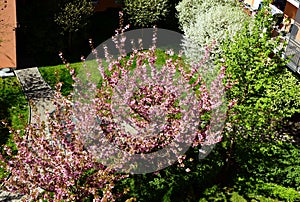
xmin=284 ymin=4 xmax=300 ymax=74
xmin=285 ymin=38 xmax=300 ymax=73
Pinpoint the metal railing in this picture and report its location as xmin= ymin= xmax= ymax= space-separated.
xmin=285 ymin=37 xmax=300 ymax=73
xmin=285 ymin=8 xmax=300 ymax=74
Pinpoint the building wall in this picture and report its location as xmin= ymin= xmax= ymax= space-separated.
xmin=244 ymin=0 xmax=255 ymax=6
xmin=284 ymin=1 xmax=297 ymax=19
xmin=244 ymin=0 xmax=262 ymax=9
xmin=0 ymin=0 xmax=17 ymax=68
xmin=94 ymin=0 xmax=122 ymax=12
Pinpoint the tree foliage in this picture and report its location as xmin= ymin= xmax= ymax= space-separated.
xmin=214 ymin=1 xmax=300 ymax=199
xmin=220 ymin=1 xmax=300 ymax=141
xmin=54 ymin=0 xmax=94 ymax=34
xmin=123 ymin=0 xmax=170 ymax=27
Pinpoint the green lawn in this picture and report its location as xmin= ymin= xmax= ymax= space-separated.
xmin=39 ymin=62 xmax=83 ymax=96
xmin=39 ymin=49 xmax=176 ymax=96
xmin=0 ymin=76 xmax=29 ymax=140
xmin=0 ymin=76 xmax=29 ymax=180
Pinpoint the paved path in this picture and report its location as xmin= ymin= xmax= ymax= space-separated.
xmin=14 ymin=67 xmax=56 ymax=123
xmin=0 ymin=67 xmax=56 ymax=201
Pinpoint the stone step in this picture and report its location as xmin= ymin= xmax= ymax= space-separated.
xmin=0 ymin=190 xmax=23 ymax=202
xmin=14 ymin=67 xmax=53 ymax=93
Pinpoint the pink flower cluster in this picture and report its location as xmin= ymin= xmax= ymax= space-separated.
xmin=78 ymin=27 xmax=229 ymax=173
xmin=0 ymin=83 xmax=123 ymax=201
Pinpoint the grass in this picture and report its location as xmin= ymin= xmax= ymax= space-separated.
xmin=39 ymin=60 xmax=102 ymax=96
xmin=39 ymin=62 xmax=83 ymax=96
xmin=39 ymin=49 xmax=179 ymax=96
xmin=0 ymin=76 xmax=29 ymax=180
xmin=0 ymin=77 xmax=29 ymax=138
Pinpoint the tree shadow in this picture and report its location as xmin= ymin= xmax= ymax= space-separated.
xmin=279 ymin=112 xmax=300 ymax=145
xmin=0 ymin=77 xmax=28 ymax=147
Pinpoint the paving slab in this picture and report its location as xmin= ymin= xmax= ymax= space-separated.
xmin=14 ymin=67 xmax=56 ymax=123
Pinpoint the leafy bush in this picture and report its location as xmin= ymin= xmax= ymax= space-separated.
xmin=199 ymin=186 xmax=248 ymax=202
xmin=176 ymin=0 xmax=238 ymax=30
xmin=234 ymin=142 xmax=300 ymax=193
xmin=220 ymin=0 xmax=300 ymax=141
xmin=115 ymin=145 xmax=227 ymax=202
xmin=196 ymin=1 xmax=300 ymax=201
xmin=123 ymin=0 xmax=170 ymax=27
xmin=256 ymin=183 xmax=300 ymax=202
xmin=187 ymin=141 xmax=300 ymax=201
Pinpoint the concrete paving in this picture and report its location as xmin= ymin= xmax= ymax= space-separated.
xmin=14 ymin=67 xmax=56 ymax=123
xmin=0 ymin=68 xmax=14 ymax=77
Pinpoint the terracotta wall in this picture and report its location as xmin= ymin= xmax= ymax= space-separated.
xmin=244 ymin=0 xmax=262 ymax=9
xmin=244 ymin=0 xmax=255 ymax=6
xmin=0 ymin=0 xmax=17 ymax=68
xmin=94 ymin=0 xmax=122 ymax=12
xmin=284 ymin=1 xmax=298 ymax=19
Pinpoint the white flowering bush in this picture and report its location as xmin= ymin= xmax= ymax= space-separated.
xmin=182 ymin=4 xmax=249 ymax=63
xmin=176 ymin=0 xmax=237 ymax=30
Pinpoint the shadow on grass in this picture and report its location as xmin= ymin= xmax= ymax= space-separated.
xmin=0 ymin=77 xmax=29 ymax=147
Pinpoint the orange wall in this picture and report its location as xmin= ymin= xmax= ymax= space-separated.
xmin=0 ymin=0 xmax=17 ymax=68
xmin=284 ymin=2 xmax=298 ymax=19
xmin=94 ymin=0 xmax=122 ymax=12
xmin=244 ymin=0 xmax=255 ymax=6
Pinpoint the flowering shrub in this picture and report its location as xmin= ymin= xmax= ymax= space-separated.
xmin=176 ymin=0 xmax=238 ymax=30
xmin=181 ymin=4 xmax=249 ymax=62
xmin=0 ymin=86 xmax=122 ymax=201
xmin=79 ymin=26 xmax=231 ymax=174
xmin=0 ymin=23 xmax=231 ymax=200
